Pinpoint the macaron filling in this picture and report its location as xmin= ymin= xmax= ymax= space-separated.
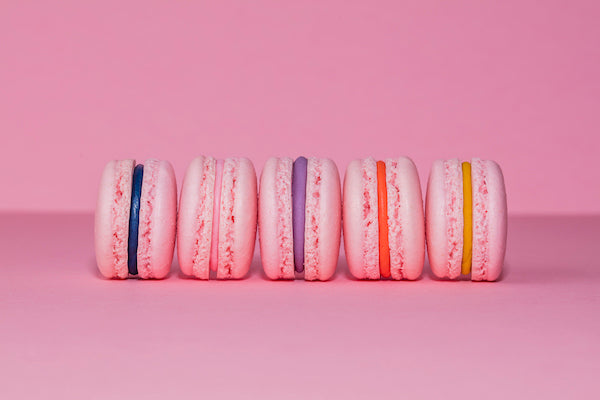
xmin=376 ymin=161 xmax=391 ymax=278
xmin=209 ymin=159 xmax=224 ymax=272
xmin=461 ymin=161 xmax=473 ymax=275
xmin=292 ymin=156 xmax=308 ymax=273
xmin=127 ymin=164 xmax=144 ymax=275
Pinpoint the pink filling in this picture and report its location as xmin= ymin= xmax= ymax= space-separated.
xmin=191 ymin=157 xmax=215 ymax=278
xmin=216 ymin=158 xmax=239 ymax=278
xmin=210 ymin=159 xmax=224 ymax=272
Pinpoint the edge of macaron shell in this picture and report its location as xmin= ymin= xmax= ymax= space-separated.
xmin=135 ymin=159 xmax=177 ymax=279
xmin=425 ymin=159 xmax=463 ymax=279
xmin=177 ymin=156 xmax=216 ymax=279
xmin=95 ymin=159 xmax=135 ymax=279
xmin=343 ymin=158 xmax=380 ymax=280
xmin=216 ymin=157 xmax=257 ymax=279
xmin=259 ymin=157 xmax=294 ymax=279
xmin=384 ymin=157 xmax=425 ymax=280
xmin=303 ymin=158 xmax=341 ymax=281
xmin=470 ymin=159 xmax=507 ymax=281
xmin=425 ymin=158 xmax=507 ymax=281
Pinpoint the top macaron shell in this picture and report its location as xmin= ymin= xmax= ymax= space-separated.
xmin=425 ymin=158 xmax=507 ymax=281
xmin=259 ymin=157 xmax=341 ymax=281
xmin=177 ymin=156 xmax=257 ymax=279
xmin=343 ymin=157 xmax=424 ymax=280
xmin=95 ymin=159 xmax=134 ymax=279
xmin=95 ymin=159 xmax=177 ymax=279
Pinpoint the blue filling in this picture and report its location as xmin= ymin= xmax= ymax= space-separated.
xmin=128 ymin=164 xmax=144 ymax=275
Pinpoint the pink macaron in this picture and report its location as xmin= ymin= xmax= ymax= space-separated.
xmin=343 ymin=157 xmax=425 ymax=280
xmin=177 ymin=156 xmax=257 ymax=279
xmin=259 ymin=157 xmax=341 ymax=281
xmin=425 ymin=158 xmax=507 ymax=281
xmin=95 ymin=159 xmax=177 ymax=279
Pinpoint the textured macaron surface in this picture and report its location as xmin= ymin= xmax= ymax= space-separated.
xmin=344 ymin=157 xmax=424 ymax=280
xmin=135 ymin=159 xmax=177 ymax=279
xmin=228 ymin=157 xmax=258 ymax=279
xmin=425 ymin=159 xmax=463 ymax=279
xmin=178 ymin=156 xmax=257 ymax=280
xmin=343 ymin=158 xmax=380 ymax=280
xmin=384 ymin=157 xmax=424 ymax=280
xmin=216 ymin=158 xmax=257 ymax=279
xmin=426 ymin=158 xmax=507 ymax=281
xmin=470 ymin=158 xmax=507 ymax=281
xmin=177 ymin=156 xmax=216 ymax=279
xmin=95 ymin=159 xmax=135 ymax=279
xmin=259 ymin=157 xmax=294 ymax=279
xmin=259 ymin=157 xmax=341 ymax=280
xmin=303 ymin=158 xmax=341 ymax=281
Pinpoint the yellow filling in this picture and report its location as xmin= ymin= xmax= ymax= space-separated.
xmin=461 ymin=162 xmax=473 ymax=275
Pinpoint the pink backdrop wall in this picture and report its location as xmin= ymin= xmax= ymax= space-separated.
xmin=1 ymin=1 xmax=598 ymax=214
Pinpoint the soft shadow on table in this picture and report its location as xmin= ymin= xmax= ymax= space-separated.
xmin=88 ymin=257 xmax=179 ymax=280
xmin=342 ymin=254 xmax=424 ymax=282
xmin=255 ymin=250 xmax=348 ymax=282
xmin=425 ymin=261 xmax=508 ymax=282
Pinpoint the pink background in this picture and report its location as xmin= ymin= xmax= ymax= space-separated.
xmin=1 ymin=1 xmax=599 ymax=214
xmin=1 ymin=3 xmax=599 ymax=398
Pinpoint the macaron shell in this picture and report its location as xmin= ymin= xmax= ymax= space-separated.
xmin=216 ymin=158 xmax=257 ymax=279
xmin=385 ymin=157 xmax=424 ymax=280
xmin=425 ymin=159 xmax=463 ymax=279
xmin=258 ymin=157 xmax=294 ymax=279
xmin=471 ymin=159 xmax=507 ymax=281
xmin=136 ymin=159 xmax=177 ymax=279
xmin=177 ymin=156 xmax=216 ymax=279
xmin=303 ymin=158 xmax=341 ymax=281
xmin=94 ymin=159 xmax=134 ymax=279
xmin=343 ymin=158 xmax=380 ymax=280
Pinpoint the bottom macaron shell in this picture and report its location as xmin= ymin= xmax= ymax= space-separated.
xmin=135 ymin=159 xmax=177 ymax=279
xmin=425 ymin=159 xmax=464 ymax=280
xmin=95 ymin=159 xmax=135 ymax=279
xmin=384 ymin=157 xmax=424 ymax=280
xmin=343 ymin=158 xmax=380 ymax=280
xmin=177 ymin=156 xmax=216 ymax=279
xmin=303 ymin=158 xmax=341 ymax=281
xmin=259 ymin=157 xmax=295 ymax=280
xmin=216 ymin=158 xmax=257 ymax=279
xmin=470 ymin=159 xmax=507 ymax=281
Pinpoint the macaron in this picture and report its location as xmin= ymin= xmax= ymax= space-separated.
xmin=425 ymin=158 xmax=507 ymax=281
xmin=177 ymin=156 xmax=257 ymax=279
xmin=259 ymin=157 xmax=341 ymax=280
xmin=95 ymin=159 xmax=177 ymax=279
xmin=343 ymin=157 xmax=425 ymax=280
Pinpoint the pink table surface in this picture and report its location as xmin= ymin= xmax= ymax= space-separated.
xmin=1 ymin=214 xmax=598 ymax=399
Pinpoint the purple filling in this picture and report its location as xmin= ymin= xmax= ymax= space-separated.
xmin=292 ymin=156 xmax=308 ymax=273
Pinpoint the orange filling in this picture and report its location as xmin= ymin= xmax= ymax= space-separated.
xmin=461 ymin=161 xmax=472 ymax=275
xmin=376 ymin=161 xmax=391 ymax=278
